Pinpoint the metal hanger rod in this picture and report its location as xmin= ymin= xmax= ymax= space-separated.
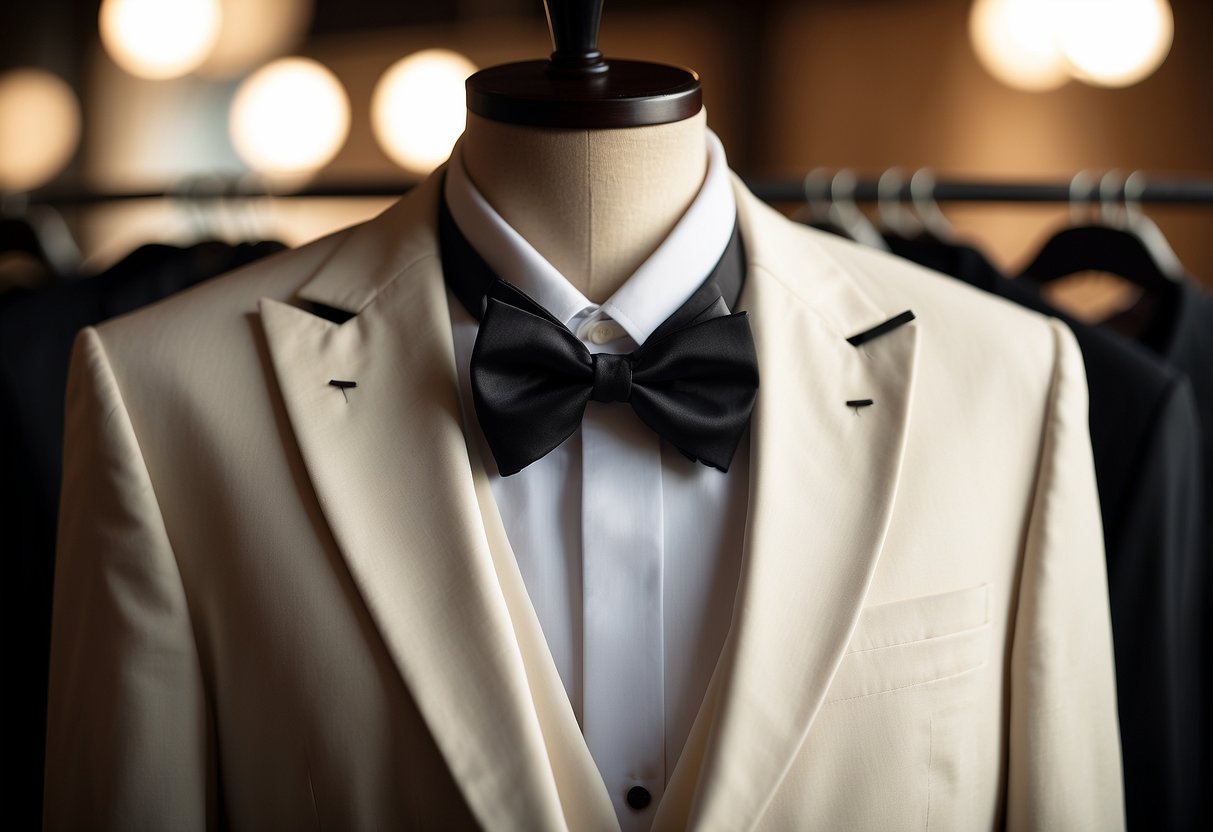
xmin=751 ymin=175 xmax=1213 ymax=205
xmin=23 ymin=175 xmax=1213 ymax=207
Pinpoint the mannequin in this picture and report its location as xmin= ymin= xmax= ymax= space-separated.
xmin=459 ymin=0 xmax=707 ymax=303
xmin=459 ymin=107 xmax=708 ymax=304
xmin=454 ymin=13 xmax=742 ymax=823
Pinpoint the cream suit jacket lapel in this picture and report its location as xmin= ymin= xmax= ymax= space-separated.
xmin=653 ymin=179 xmax=921 ymax=830
xmin=258 ymin=168 xmax=618 ymax=831
xmin=258 ymin=166 xmax=920 ymax=831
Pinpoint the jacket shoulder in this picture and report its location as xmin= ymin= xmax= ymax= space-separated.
xmin=778 ymin=224 xmax=1090 ymax=454
xmin=93 ymin=225 xmax=356 ymax=354
xmin=808 ymin=229 xmax=1056 ymax=353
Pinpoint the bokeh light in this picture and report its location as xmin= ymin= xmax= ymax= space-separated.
xmin=971 ymin=0 xmax=1174 ymax=91
xmin=99 ymin=0 xmax=223 ymax=80
xmin=969 ymin=0 xmax=1070 ymax=92
xmin=229 ymin=57 xmax=350 ymax=178
xmin=1056 ymin=0 xmax=1173 ymax=88
xmin=372 ymin=49 xmax=477 ymax=174
xmin=0 ymin=69 xmax=82 ymax=193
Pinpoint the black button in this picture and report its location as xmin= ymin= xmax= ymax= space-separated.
xmin=626 ymin=785 xmax=652 ymax=810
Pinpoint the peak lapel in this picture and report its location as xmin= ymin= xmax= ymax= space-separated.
xmin=257 ymin=170 xmax=580 ymax=830
xmin=655 ymin=182 xmax=921 ymax=830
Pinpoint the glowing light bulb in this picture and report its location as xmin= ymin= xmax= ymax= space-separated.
xmin=1056 ymin=0 xmax=1173 ymax=88
xmin=99 ymin=0 xmax=223 ymax=80
xmin=229 ymin=57 xmax=350 ymax=178
xmin=0 ymin=69 xmax=82 ymax=192
xmin=969 ymin=0 xmax=1070 ymax=91
xmin=372 ymin=49 xmax=478 ymax=174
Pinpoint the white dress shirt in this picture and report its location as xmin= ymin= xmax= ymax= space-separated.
xmin=444 ymin=130 xmax=749 ymax=831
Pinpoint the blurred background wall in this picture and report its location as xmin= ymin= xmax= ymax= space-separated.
xmin=2 ymin=0 xmax=1211 ymax=289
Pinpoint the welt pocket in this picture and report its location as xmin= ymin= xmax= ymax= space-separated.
xmin=824 ymin=584 xmax=990 ymax=703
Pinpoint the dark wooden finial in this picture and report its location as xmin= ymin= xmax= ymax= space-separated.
xmin=544 ymin=0 xmax=608 ymax=76
xmin=465 ymin=0 xmax=702 ymax=128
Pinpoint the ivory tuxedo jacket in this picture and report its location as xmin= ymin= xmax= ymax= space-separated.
xmin=44 ymin=168 xmax=1124 ymax=831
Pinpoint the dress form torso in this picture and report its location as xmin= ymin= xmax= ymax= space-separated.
xmin=459 ymin=108 xmax=709 ymax=303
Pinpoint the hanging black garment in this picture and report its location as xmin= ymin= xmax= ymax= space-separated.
xmin=1104 ymin=276 xmax=1213 ymax=829
xmin=885 ymin=235 xmax=1206 ymax=832
xmin=0 ymin=239 xmax=287 ymax=832
xmin=1107 ymin=275 xmax=1213 ymax=566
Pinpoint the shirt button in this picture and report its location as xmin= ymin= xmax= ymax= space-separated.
xmin=626 ymin=785 xmax=652 ymax=810
xmin=588 ymin=322 xmax=623 ymax=344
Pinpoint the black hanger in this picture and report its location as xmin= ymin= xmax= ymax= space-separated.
xmin=465 ymin=0 xmax=702 ymax=129
xmin=1018 ymin=171 xmax=1184 ymax=294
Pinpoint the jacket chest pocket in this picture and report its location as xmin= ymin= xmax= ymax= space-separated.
xmin=824 ymin=583 xmax=990 ymax=703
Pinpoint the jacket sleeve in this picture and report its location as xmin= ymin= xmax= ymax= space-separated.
xmin=44 ymin=326 xmax=214 ymax=832
xmin=1007 ymin=318 xmax=1125 ymax=831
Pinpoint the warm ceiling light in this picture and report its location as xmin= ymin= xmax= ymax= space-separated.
xmin=969 ymin=0 xmax=1070 ymax=92
xmin=197 ymin=0 xmax=315 ymax=79
xmin=372 ymin=49 xmax=478 ymax=175
xmin=229 ymin=57 xmax=350 ymax=178
xmin=0 ymin=69 xmax=82 ymax=193
xmin=99 ymin=0 xmax=223 ymax=80
xmin=1056 ymin=0 xmax=1173 ymax=88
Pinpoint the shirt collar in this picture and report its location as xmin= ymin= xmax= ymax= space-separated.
xmin=443 ymin=128 xmax=737 ymax=345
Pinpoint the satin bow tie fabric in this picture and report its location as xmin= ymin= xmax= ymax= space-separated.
xmin=471 ymin=279 xmax=759 ymax=476
xmin=437 ymin=186 xmax=758 ymax=476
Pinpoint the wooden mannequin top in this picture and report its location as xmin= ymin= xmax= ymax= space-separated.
xmin=459 ymin=107 xmax=709 ymax=304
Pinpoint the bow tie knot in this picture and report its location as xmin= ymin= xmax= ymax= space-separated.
xmin=440 ymin=189 xmax=757 ymax=477
xmin=591 ymin=353 xmax=633 ymax=403
xmin=470 ymin=279 xmax=758 ymax=476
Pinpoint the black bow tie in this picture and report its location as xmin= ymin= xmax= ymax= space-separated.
xmin=439 ymin=192 xmax=759 ymax=477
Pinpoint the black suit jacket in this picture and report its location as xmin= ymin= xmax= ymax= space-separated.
xmin=1109 ymin=275 xmax=1213 ymax=827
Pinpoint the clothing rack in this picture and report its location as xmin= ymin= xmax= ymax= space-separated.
xmin=752 ymin=174 xmax=1213 ymax=206
xmin=20 ymin=173 xmax=1213 ymax=208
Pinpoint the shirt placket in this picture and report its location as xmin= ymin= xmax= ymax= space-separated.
xmin=578 ymin=316 xmax=667 ymax=830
